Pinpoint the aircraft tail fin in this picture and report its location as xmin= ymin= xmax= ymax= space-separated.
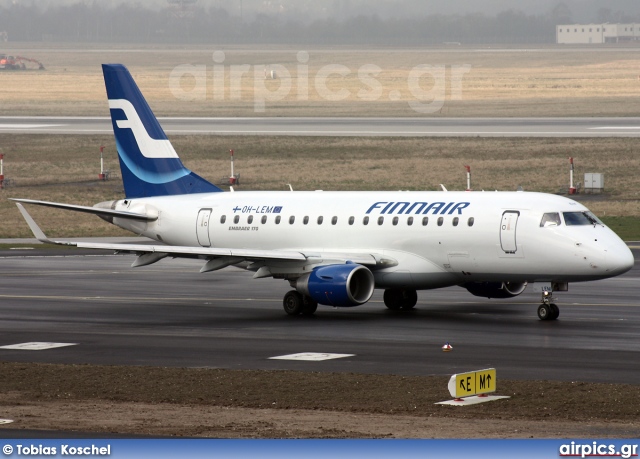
xmin=102 ymin=64 xmax=222 ymax=198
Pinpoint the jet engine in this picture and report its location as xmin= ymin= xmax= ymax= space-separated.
xmin=464 ymin=281 xmax=527 ymax=299
xmin=295 ymin=263 xmax=375 ymax=307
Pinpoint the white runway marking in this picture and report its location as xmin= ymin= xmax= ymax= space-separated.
xmin=0 ymin=342 xmax=77 ymax=350
xmin=590 ymin=127 xmax=640 ymax=130
xmin=269 ymin=352 xmax=354 ymax=361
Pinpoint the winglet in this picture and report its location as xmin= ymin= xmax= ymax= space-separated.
xmin=14 ymin=203 xmax=75 ymax=246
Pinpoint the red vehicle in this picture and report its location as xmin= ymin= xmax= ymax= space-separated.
xmin=0 ymin=54 xmax=45 ymax=70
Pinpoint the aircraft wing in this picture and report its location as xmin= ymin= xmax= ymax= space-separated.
xmin=14 ymin=202 xmax=393 ymax=273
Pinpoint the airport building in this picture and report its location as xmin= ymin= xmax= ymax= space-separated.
xmin=556 ymin=23 xmax=640 ymax=44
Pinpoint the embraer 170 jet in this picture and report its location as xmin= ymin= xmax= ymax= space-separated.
xmin=13 ymin=64 xmax=635 ymax=320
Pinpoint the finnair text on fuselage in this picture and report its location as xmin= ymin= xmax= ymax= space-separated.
xmin=365 ymin=201 xmax=470 ymax=215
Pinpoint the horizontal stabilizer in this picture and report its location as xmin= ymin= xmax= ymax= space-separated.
xmin=10 ymin=198 xmax=157 ymax=222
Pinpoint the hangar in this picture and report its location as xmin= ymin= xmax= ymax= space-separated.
xmin=556 ymin=23 xmax=640 ymax=44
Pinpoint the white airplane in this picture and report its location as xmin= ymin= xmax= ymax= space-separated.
xmin=13 ymin=64 xmax=635 ymax=320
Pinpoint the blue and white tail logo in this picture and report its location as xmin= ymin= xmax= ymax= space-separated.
xmin=102 ymin=64 xmax=221 ymax=198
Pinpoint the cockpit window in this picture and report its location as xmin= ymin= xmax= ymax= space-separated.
xmin=563 ymin=211 xmax=602 ymax=226
xmin=540 ymin=212 xmax=561 ymax=227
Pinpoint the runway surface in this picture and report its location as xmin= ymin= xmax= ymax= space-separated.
xmin=0 ymin=248 xmax=638 ymax=384
xmin=2 ymin=116 xmax=640 ymax=137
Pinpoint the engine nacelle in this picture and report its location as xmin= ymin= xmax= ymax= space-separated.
xmin=464 ymin=281 xmax=527 ymax=299
xmin=296 ymin=263 xmax=375 ymax=307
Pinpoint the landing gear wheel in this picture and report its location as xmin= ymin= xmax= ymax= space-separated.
xmin=401 ymin=289 xmax=418 ymax=310
xmin=384 ymin=289 xmax=418 ymax=310
xmin=537 ymin=303 xmax=559 ymax=321
xmin=384 ymin=289 xmax=403 ymax=310
xmin=283 ymin=290 xmax=304 ymax=315
xmin=537 ymin=303 xmax=550 ymax=320
xmin=301 ymin=296 xmax=318 ymax=316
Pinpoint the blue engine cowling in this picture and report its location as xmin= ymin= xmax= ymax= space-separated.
xmin=296 ymin=263 xmax=375 ymax=307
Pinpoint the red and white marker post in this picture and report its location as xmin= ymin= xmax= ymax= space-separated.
xmin=464 ymin=165 xmax=471 ymax=191
xmin=569 ymin=157 xmax=576 ymax=194
xmin=99 ymin=146 xmax=106 ymax=180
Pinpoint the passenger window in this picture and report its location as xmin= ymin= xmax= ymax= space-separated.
xmin=407 ymin=217 xmax=414 ymax=226
xmin=348 ymin=216 xmax=354 ymax=225
xmin=289 ymin=216 xmax=295 ymax=224
xmin=331 ymin=216 xmax=338 ymax=225
xmin=392 ymin=216 xmax=399 ymax=226
xmin=247 ymin=215 xmax=253 ymax=224
xmin=317 ymin=216 xmax=323 ymax=225
xmin=422 ymin=217 xmax=429 ymax=226
xmin=540 ymin=212 xmax=561 ymax=227
xmin=233 ymin=215 xmax=240 ymax=224
xmin=378 ymin=216 xmax=384 ymax=225
xmin=220 ymin=215 xmax=226 ymax=224
xmin=303 ymin=216 xmax=309 ymax=225
xmin=363 ymin=216 xmax=369 ymax=225
xmin=275 ymin=216 xmax=281 ymax=224
xmin=437 ymin=217 xmax=443 ymax=226
xmin=468 ymin=217 xmax=474 ymax=227
xmin=261 ymin=215 xmax=267 ymax=224
xmin=452 ymin=217 xmax=459 ymax=226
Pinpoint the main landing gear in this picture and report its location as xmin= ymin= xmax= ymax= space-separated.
xmin=283 ymin=290 xmax=318 ymax=316
xmin=537 ymin=291 xmax=559 ymax=321
xmin=383 ymin=288 xmax=418 ymax=310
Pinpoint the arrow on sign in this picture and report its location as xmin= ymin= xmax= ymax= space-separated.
xmin=479 ymin=373 xmax=492 ymax=390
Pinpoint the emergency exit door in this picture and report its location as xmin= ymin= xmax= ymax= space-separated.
xmin=196 ymin=208 xmax=212 ymax=247
xmin=500 ymin=211 xmax=519 ymax=253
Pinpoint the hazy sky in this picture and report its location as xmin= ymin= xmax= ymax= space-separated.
xmin=3 ymin=0 xmax=640 ymax=22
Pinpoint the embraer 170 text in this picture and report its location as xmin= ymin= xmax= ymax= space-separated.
xmin=12 ymin=64 xmax=635 ymax=320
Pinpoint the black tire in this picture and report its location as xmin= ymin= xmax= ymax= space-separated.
xmin=549 ymin=303 xmax=560 ymax=320
xmin=383 ymin=289 xmax=403 ymax=310
xmin=537 ymin=303 xmax=551 ymax=320
xmin=283 ymin=290 xmax=304 ymax=315
xmin=301 ymin=296 xmax=318 ymax=316
xmin=385 ymin=289 xmax=418 ymax=310
xmin=401 ymin=289 xmax=418 ymax=309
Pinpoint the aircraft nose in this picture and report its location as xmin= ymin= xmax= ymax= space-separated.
xmin=607 ymin=243 xmax=635 ymax=276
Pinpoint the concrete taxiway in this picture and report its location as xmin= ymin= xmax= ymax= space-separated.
xmin=0 ymin=247 xmax=638 ymax=384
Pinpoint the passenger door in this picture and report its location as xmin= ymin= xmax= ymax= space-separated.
xmin=500 ymin=211 xmax=519 ymax=254
xmin=196 ymin=208 xmax=212 ymax=247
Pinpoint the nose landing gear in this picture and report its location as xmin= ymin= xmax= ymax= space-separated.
xmin=537 ymin=291 xmax=559 ymax=320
